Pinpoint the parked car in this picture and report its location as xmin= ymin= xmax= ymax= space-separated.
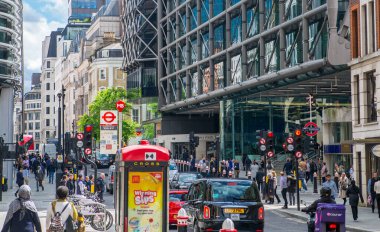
xmin=183 ymin=178 xmax=264 ymax=232
xmin=105 ymin=164 xmax=115 ymax=194
xmin=169 ymin=190 xmax=188 ymax=225
xmin=169 ymin=160 xmax=178 ymax=181
xmin=170 ymin=172 xmax=202 ymax=189
xmin=95 ymin=153 xmax=112 ymax=168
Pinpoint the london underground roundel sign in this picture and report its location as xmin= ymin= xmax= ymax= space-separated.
xmin=303 ymin=122 xmax=320 ymax=137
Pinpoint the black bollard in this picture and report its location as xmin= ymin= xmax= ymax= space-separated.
xmin=313 ymin=173 xmax=318 ymax=193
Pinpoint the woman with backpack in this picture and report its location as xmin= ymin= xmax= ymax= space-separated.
xmin=46 ymin=186 xmax=78 ymax=232
xmin=1 ymin=185 xmax=42 ymax=232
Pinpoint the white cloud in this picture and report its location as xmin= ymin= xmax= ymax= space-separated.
xmin=23 ymin=1 xmax=66 ymax=80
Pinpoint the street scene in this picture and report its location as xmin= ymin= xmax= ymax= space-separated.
xmin=1 ymin=0 xmax=380 ymax=232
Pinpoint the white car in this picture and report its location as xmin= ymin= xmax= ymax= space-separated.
xmin=106 ymin=164 xmax=115 ymax=194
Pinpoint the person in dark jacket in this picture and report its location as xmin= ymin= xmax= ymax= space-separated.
xmin=15 ymin=168 xmax=24 ymax=197
xmin=96 ymin=173 xmax=106 ymax=202
xmin=283 ymin=158 xmax=293 ymax=175
xmin=1 ymin=185 xmax=42 ymax=232
xmin=67 ymin=174 xmax=76 ymax=195
xmin=346 ymin=180 xmax=364 ymax=221
xmin=47 ymin=158 xmax=56 ymax=184
xmin=245 ymin=156 xmax=252 ymax=176
xmin=84 ymin=176 xmax=92 ymax=192
xmin=302 ymin=187 xmax=336 ymax=213
xmin=256 ymin=168 xmax=265 ymax=191
xmin=35 ymin=166 xmax=44 ymax=192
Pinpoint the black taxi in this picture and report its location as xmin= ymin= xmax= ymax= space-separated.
xmin=183 ymin=178 xmax=264 ymax=232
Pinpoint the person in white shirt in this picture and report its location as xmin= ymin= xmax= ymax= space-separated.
xmin=46 ymin=186 xmax=78 ymax=230
xmin=374 ymin=177 xmax=380 ymax=218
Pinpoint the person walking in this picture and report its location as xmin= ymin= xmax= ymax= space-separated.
xmin=339 ymin=173 xmax=349 ymax=205
xmin=368 ymin=172 xmax=378 ymax=213
xmin=334 ymin=172 xmax=340 ymax=193
xmin=266 ymin=161 xmax=274 ymax=172
xmin=346 ymin=180 xmax=364 ymax=221
xmin=233 ymin=160 xmax=240 ymax=178
xmin=279 ymin=171 xmax=288 ymax=209
xmin=15 ymin=167 xmax=24 ymax=197
xmin=47 ymin=158 xmax=56 ymax=184
xmin=374 ymin=177 xmax=380 ymax=218
xmin=321 ymin=162 xmax=328 ymax=183
xmin=298 ymin=167 xmax=307 ymax=192
xmin=256 ymin=168 xmax=264 ymax=191
xmin=84 ymin=176 xmax=92 ymax=192
xmin=306 ymin=160 xmax=311 ymax=183
xmin=245 ymin=156 xmax=252 ymax=176
xmin=322 ymin=174 xmax=338 ymax=199
xmin=22 ymin=156 xmax=30 ymax=185
xmin=96 ymin=173 xmax=106 ymax=202
xmin=46 ymin=186 xmax=78 ymax=231
xmin=310 ymin=160 xmax=318 ymax=183
xmin=35 ymin=165 xmax=45 ymax=192
xmin=76 ymin=174 xmax=85 ymax=195
xmin=1 ymin=185 xmax=42 ymax=232
xmin=250 ymin=160 xmax=259 ymax=181
xmin=271 ymin=171 xmax=281 ymax=204
xmin=283 ymin=158 xmax=293 ymax=176
xmin=67 ymin=174 xmax=76 ymax=195
xmin=287 ymin=174 xmax=296 ymax=206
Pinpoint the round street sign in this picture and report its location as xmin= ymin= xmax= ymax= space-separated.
xmin=259 ymin=138 xmax=266 ymax=145
xmin=84 ymin=148 xmax=92 ymax=155
xmin=116 ymin=100 xmax=126 ymax=112
xmin=295 ymin=151 xmax=303 ymax=158
xmin=76 ymin=133 xmax=84 ymax=140
xmin=260 ymin=145 xmax=267 ymax=151
xmin=267 ymin=151 xmax=274 ymax=158
xmin=102 ymin=111 xmax=117 ymax=123
xmin=76 ymin=141 xmax=83 ymax=148
xmin=286 ymin=137 xmax=294 ymax=144
xmin=303 ymin=122 xmax=320 ymax=137
xmin=287 ymin=144 xmax=294 ymax=151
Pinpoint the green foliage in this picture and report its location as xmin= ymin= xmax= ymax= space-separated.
xmin=142 ymin=123 xmax=155 ymax=140
xmin=77 ymin=88 xmax=139 ymax=143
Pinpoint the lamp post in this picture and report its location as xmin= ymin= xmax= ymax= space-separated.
xmin=56 ymin=92 xmax=63 ymax=189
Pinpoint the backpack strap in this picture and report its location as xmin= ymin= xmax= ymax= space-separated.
xmin=58 ymin=202 xmax=70 ymax=216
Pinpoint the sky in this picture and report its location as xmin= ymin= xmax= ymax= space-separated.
xmin=23 ymin=0 xmax=67 ymax=91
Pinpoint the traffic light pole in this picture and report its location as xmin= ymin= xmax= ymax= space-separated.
xmin=296 ymin=156 xmax=300 ymax=211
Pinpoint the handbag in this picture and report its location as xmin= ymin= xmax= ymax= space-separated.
xmin=367 ymin=195 xmax=372 ymax=205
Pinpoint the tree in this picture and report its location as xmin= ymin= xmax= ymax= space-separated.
xmin=78 ymin=88 xmax=140 ymax=143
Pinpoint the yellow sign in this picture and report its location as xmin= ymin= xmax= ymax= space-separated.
xmin=128 ymin=172 xmax=163 ymax=232
xmin=224 ymin=208 xmax=245 ymax=214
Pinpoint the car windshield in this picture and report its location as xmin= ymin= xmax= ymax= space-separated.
xmin=97 ymin=154 xmax=108 ymax=159
xmin=169 ymin=164 xmax=177 ymax=170
xmin=179 ymin=174 xmax=198 ymax=182
xmin=211 ymin=181 xmax=260 ymax=202
xmin=169 ymin=193 xmax=187 ymax=202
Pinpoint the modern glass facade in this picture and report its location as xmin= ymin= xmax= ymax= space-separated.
xmin=0 ymin=0 xmax=22 ymax=86
xmin=68 ymin=0 xmax=105 ymax=23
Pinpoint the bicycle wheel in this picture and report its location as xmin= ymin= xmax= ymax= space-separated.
xmin=90 ymin=209 xmax=113 ymax=231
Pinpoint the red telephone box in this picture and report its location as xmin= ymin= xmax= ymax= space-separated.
xmin=114 ymin=140 xmax=170 ymax=232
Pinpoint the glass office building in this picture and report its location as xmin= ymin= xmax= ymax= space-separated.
xmin=68 ymin=0 xmax=105 ymax=23
xmin=157 ymin=0 xmax=352 ymax=161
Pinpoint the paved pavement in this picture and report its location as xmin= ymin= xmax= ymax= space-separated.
xmin=0 ymin=168 xmax=115 ymax=232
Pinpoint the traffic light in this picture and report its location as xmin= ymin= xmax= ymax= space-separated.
xmin=265 ymin=131 xmax=275 ymax=158
xmin=294 ymin=129 xmax=303 ymax=158
xmin=84 ymin=124 xmax=93 ymax=156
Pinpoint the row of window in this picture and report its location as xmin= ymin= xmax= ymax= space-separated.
xmin=28 ymin=112 xmax=40 ymax=121
xmin=353 ymin=71 xmax=377 ymax=124
xmin=28 ymin=122 xmax=40 ymax=130
xmin=26 ymin=103 xmax=41 ymax=109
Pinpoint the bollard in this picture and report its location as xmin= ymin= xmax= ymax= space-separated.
xmin=177 ymin=208 xmax=188 ymax=232
xmin=313 ymin=172 xmax=318 ymax=193
xmin=220 ymin=218 xmax=237 ymax=232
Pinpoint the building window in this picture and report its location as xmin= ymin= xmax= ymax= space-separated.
xmin=368 ymin=1 xmax=375 ymax=53
xmin=28 ymin=123 xmax=33 ymax=130
xmin=46 ymin=107 xmax=50 ymax=115
xmin=132 ymin=109 xmax=139 ymax=123
xmin=46 ymin=131 xmax=50 ymax=138
xmin=47 ymin=72 xmax=50 ymax=78
xmin=366 ymin=71 xmax=377 ymax=122
xmin=28 ymin=113 xmax=33 ymax=120
xmin=35 ymin=122 xmax=40 ymax=130
xmin=35 ymin=132 xmax=40 ymax=140
xmin=351 ymin=8 xmax=360 ymax=58
xmin=362 ymin=4 xmax=368 ymax=55
xmin=46 ymin=119 xmax=50 ymax=127
xmin=46 ymin=83 xmax=50 ymax=90
xmin=46 ymin=95 xmax=50 ymax=102
xmin=99 ymin=69 xmax=106 ymax=80
xmin=35 ymin=112 xmax=40 ymax=120
xmin=354 ymin=75 xmax=360 ymax=124
xmin=47 ymin=61 xmax=50 ymax=68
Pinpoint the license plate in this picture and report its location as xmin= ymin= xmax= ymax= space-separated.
xmin=230 ymin=214 xmax=240 ymax=221
xmin=224 ymin=208 xmax=244 ymax=214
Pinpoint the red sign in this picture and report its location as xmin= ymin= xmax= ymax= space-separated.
xmin=116 ymin=100 xmax=126 ymax=112
xmin=286 ymin=137 xmax=294 ymax=144
xmin=102 ymin=111 xmax=117 ymax=123
xmin=76 ymin=133 xmax=84 ymax=140
xmin=267 ymin=151 xmax=274 ymax=158
xmin=303 ymin=122 xmax=320 ymax=137
xmin=295 ymin=151 xmax=303 ymax=158
xmin=84 ymin=148 xmax=92 ymax=155
xmin=259 ymin=138 xmax=266 ymax=145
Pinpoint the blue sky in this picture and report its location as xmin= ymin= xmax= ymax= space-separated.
xmin=23 ymin=0 xmax=67 ymax=91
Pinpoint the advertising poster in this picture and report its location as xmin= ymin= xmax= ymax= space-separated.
xmin=128 ymin=172 xmax=163 ymax=232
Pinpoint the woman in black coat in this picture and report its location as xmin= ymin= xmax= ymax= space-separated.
xmin=346 ymin=180 xmax=364 ymax=221
xmin=15 ymin=168 xmax=24 ymax=197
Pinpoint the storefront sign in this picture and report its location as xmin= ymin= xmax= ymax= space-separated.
xmin=371 ymin=145 xmax=380 ymax=157
xmin=128 ymin=172 xmax=163 ymax=232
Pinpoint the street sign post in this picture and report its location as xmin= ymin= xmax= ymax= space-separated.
xmin=76 ymin=141 xmax=83 ymax=148
xmin=100 ymin=110 xmax=118 ymax=154
xmin=85 ymin=148 xmax=92 ymax=155
xmin=303 ymin=122 xmax=320 ymax=137
xmin=260 ymin=145 xmax=266 ymax=151
xmin=116 ymin=100 xmax=126 ymax=150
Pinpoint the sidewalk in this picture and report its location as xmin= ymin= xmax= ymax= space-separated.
xmin=0 ymin=174 xmax=115 ymax=231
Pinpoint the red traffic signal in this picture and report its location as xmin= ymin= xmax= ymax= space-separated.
xmin=267 ymin=131 xmax=274 ymax=138
xmin=85 ymin=125 xmax=93 ymax=133
xmin=295 ymin=129 xmax=302 ymax=137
